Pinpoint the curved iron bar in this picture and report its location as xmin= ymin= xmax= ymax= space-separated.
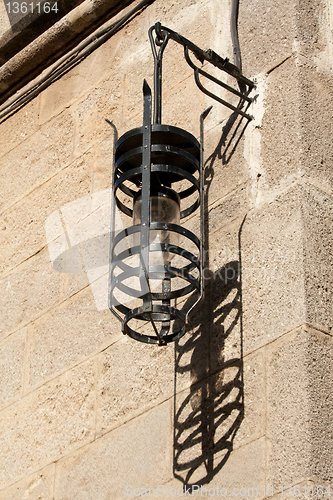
xmin=148 ymin=22 xmax=255 ymax=123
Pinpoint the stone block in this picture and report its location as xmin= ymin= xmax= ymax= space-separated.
xmin=258 ymin=60 xmax=333 ymax=199
xmin=153 ymin=0 xmax=227 ymax=90
xmin=173 ymin=348 xmax=265 ymax=487
xmin=54 ymin=400 xmax=173 ymax=500
xmin=205 ymin=215 xmax=243 ymax=274
xmin=267 ymin=325 xmax=333 ymax=487
xmin=174 ymin=305 xmax=210 ymax=392
xmin=260 ymin=57 xmax=302 ymax=193
xmin=234 ymin=349 xmax=265 ymax=448
xmin=295 ymin=0 xmax=327 ymax=60
xmin=0 ymin=151 xmax=91 ymax=275
xmin=122 ymin=53 xmax=154 ymax=128
xmin=301 ymin=185 xmax=333 ymax=331
xmin=240 ymin=186 xmax=306 ymax=354
xmin=162 ymin=75 xmax=207 ymax=140
xmin=0 ymin=329 xmax=26 ymax=411
xmin=0 ymin=464 xmax=55 ymax=500
xmin=38 ymin=6 xmax=152 ymax=126
xmin=171 ymin=437 xmax=266 ymax=496
xmin=97 ymin=335 xmax=175 ymax=434
xmin=88 ymin=135 xmax=115 ymax=193
xmin=298 ymin=64 xmax=333 ymax=191
xmin=239 ymin=0 xmax=295 ymax=76
xmin=0 ymin=97 xmax=40 ymax=159
xmin=0 ymin=110 xmax=75 ymax=214
xmin=207 ymin=186 xmax=249 ymax=235
xmin=153 ymin=0 xmax=227 ymax=55
xmin=27 ymin=286 xmax=117 ymax=390
xmin=203 ymin=119 xmax=251 ymax=205
xmin=95 ymin=6 xmax=152 ymax=88
xmin=73 ymin=72 xmax=125 ymax=157
xmin=0 ymin=360 xmax=95 ymax=490
xmin=39 ymin=69 xmax=94 ymax=125
xmin=0 ymin=246 xmax=88 ymax=341
xmin=268 ymin=480 xmax=332 ymax=500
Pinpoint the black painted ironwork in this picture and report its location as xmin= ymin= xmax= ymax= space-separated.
xmin=149 ymin=22 xmax=255 ymax=123
xmin=108 ymin=23 xmax=254 ymax=344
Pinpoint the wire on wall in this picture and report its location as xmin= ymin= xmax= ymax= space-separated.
xmin=230 ymin=0 xmax=242 ymax=71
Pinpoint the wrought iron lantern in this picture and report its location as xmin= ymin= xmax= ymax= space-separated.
xmin=108 ymin=23 xmax=254 ymax=345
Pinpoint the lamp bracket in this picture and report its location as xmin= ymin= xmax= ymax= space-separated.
xmin=148 ymin=22 xmax=255 ymax=124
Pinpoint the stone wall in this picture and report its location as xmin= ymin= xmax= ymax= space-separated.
xmin=0 ymin=0 xmax=333 ymax=498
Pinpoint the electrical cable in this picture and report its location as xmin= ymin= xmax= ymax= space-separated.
xmin=0 ymin=0 xmax=155 ymax=123
xmin=230 ymin=0 xmax=242 ymax=71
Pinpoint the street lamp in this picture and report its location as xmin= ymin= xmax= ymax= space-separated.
xmin=108 ymin=23 xmax=254 ymax=345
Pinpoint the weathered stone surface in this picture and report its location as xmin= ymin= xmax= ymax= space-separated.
xmin=0 ymin=110 xmax=75 ymax=214
xmin=172 ymin=437 xmax=266 ymax=496
xmin=0 ymin=98 xmax=40 ymax=159
xmin=207 ymin=186 xmax=249 ymax=235
xmin=0 ymin=329 xmax=26 ymax=411
xmin=295 ymin=0 xmax=328 ymax=60
xmin=267 ymin=325 xmax=333 ymax=487
xmin=299 ymin=63 xmax=333 ymax=191
xmin=239 ymin=0 xmax=295 ymax=76
xmin=27 ymin=286 xmax=116 ymax=389
xmin=0 ymin=0 xmax=332 ymax=496
xmin=174 ymin=348 xmax=265 ymax=486
xmin=302 ymin=185 xmax=333 ymax=332
xmin=204 ymin=120 xmax=250 ymax=205
xmin=207 ymin=216 xmax=243 ymax=275
xmin=0 ymin=464 xmax=55 ymax=500
xmin=39 ymin=24 xmax=146 ymax=128
xmin=0 ymin=152 xmax=91 ymax=275
xmin=0 ymin=360 xmax=95 ymax=490
xmin=73 ymin=72 xmax=125 ymax=157
xmin=240 ymin=186 xmax=306 ymax=354
xmin=260 ymin=57 xmax=302 ymax=193
xmin=234 ymin=349 xmax=265 ymax=448
xmin=154 ymin=0 xmax=227 ymax=55
xmin=254 ymin=58 xmax=333 ymax=200
xmin=0 ymin=247 xmax=88 ymax=341
xmin=163 ymin=76 xmax=206 ymax=140
xmin=121 ymin=53 xmax=154 ymax=131
xmin=55 ymin=400 xmax=173 ymax=500
xmin=97 ymin=335 xmax=175 ymax=434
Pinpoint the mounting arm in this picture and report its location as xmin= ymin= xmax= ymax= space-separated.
xmin=148 ymin=22 xmax=255 ymax=124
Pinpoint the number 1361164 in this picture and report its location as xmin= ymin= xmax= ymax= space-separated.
xmin=6 ymin=2 xmax=58 ymax=14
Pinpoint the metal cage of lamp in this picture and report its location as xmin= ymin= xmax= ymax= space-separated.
xmin=108 ymin=23 xmax=254 ymax=345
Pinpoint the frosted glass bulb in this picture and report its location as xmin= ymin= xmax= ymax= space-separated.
xmin=133 ymin=187 xmax=180 ymax=265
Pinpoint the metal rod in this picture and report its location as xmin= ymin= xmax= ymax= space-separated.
xmin=149 ymin=23 xmax=170 ymax=124
xmin=140 ymin=80 xmax=153 ymax=308
xmin=186 ymin=106 xmax=212 ymax=323
xmin=150 ymin=23 xmax=255 ymax=90
xmin=194 ymin=70 xmax=253 ymax=120
xmin=184 ymin=46 xmax=253 ymax=103
xmin=106 ymin=119 xmax=123 ymax=324
xmin=148 ymin=23 xmax=254 ymax=123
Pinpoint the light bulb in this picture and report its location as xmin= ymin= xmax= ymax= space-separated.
xmin=133 ymin=187 xmax=180 ymax=265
